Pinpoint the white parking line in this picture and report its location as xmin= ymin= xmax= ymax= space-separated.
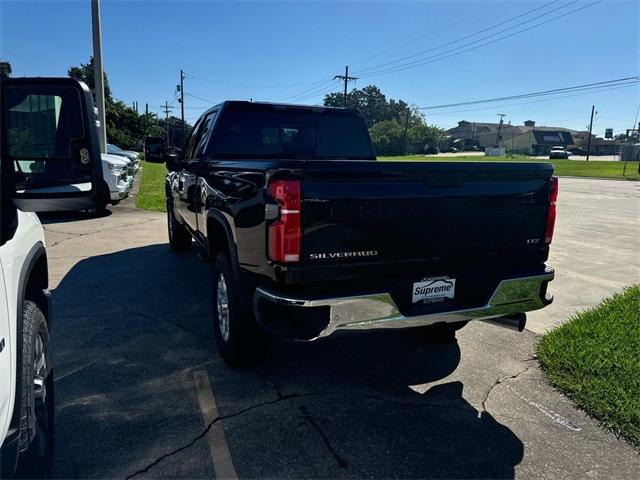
xmin=193 ymin=370 xmax=238 ymax=479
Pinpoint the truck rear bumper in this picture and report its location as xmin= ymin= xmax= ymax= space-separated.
xmin=253 ymin=266 xmax=554 ymax=341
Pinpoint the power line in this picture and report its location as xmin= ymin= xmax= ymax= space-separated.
xmin=423 ymin=82 xmax=640 ymax=117
xmin=185 ymin=92 xmax=220 ymax=104
xmin=185 ymin=72 xmax=332 ymax=90
xmin=419 ymin=76 xmax=639 ymax=110
xmin=278 ymin=78 xmax=338 ymax=101
xmin=353 ymin=0 xmax=565 ymax=75
xmin=355 ymin=0 xmax=602 ymax=78
xmin=349 ymin=0 xmax=515 ymax=67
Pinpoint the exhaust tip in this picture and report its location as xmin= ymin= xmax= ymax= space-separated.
xmin=479 ymin=313 xmax=526 ymax=332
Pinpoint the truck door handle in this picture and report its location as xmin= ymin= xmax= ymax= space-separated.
xmin=0 ymin=338 xmax=5 ymax=353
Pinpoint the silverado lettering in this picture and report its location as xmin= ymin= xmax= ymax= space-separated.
xmin=309 ymin=250 xmax=378 ymax=260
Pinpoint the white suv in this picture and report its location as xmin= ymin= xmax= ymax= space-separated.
xmin=0 ymin=77 xmax=105 ymax=477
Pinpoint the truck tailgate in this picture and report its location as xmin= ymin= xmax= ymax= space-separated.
xmin=301 ymin=161 xmax=553 ymax=280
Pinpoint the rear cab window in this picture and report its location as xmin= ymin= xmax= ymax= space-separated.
xmin=207 ymin=103 xmax=375 ymax=160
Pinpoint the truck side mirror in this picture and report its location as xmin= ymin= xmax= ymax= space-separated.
xmin=165 ymin=152 xmax=179 ymax=172
xmin=1 ymin=77 xmax=107 ymax=212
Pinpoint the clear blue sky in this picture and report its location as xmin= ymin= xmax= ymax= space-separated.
xmin=1 ymin=0 xmax=638 ymax=134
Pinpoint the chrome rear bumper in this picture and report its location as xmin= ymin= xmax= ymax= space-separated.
xmin=254 ymin=267 xmax=554 ymax=340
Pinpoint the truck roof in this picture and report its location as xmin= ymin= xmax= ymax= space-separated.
xmin=202 ymin=100 xmax=361 ymax=117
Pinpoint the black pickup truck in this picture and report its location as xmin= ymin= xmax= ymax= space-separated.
xmin=155 ymin=101 xmax=557 ymax=364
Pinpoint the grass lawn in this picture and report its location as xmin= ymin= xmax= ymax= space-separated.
xmin=135 ymin=160 xmax=167 ymax=212
xmin=537 ymin=285 xmax=640 ymax=447
xmin=380 ymin=155 xmax=640 ymax=181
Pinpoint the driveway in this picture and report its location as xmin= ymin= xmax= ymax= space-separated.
xmin=41 ymin=177 xmax=639 ymax=479
xmin=528 ymin=177 xmax=639 ymax=333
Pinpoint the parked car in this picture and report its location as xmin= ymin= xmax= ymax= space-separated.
xmin=424 ymin=145 xmax=439 ymax=155
xmin=1 ymin=77 xmax=106 ymax=477
xmin=107 ymin=144 xmax=139 ymax=173
xmin=144 ymin=136 xmax=166 ymax=163
xmin=161 ymin=101 xmax=557 ymax=365
xmin=441 ymin=146 xmax=459 ymax=153
xmin=102 ymin=154 xmax=133 ymax=205
xmin=549 ymin=146 xmax=569 ymax=159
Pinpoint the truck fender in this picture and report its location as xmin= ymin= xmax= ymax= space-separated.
xmin=1 ymin=241 xmax=47 ymax=476
xmin=206 ymin=210 xmax=241 ymax=282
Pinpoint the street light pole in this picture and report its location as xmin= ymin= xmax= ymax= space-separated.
xmin=91 ymin=0 xmax=107 ymax=154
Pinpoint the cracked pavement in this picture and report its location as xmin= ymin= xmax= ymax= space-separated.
xmin=43 ymin=178 xmax=639 ymax=479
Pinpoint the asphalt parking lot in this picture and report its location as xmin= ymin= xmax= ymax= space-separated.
xmin=41 ymin=177 xmax=639 ymax=479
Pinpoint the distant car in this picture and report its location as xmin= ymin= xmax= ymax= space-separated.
xmin=441 ymin=147 xmax=459 ymax=153
xmin=107 ymin=144 xmax=139 ymax=173
xmin=570 ymin=148 xmax=587 ymax=156
xmin=107 ymin=143 xmax=138 ymax=161
xmin=549 ymin=146 xmax=569 ymax=159
xmin=424 ymin=145 xmax=439 ymax=155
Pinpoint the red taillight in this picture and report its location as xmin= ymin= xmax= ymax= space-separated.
xmin=545 ymin=176 xmax=558 ymax=244
xmin=268 ymin=179 xmax=301 ymax=263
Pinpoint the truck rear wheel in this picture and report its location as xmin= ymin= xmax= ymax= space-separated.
xmin=212 ymin=253 xmax=258 ymax=365
xmin=15 ymin=301 xmax=54 ymax=478
xmin=167 ymin=201 xmax=191 ymax=252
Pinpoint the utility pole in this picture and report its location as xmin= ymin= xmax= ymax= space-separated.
xmin=495 ymin=113 xmax=506 ymax=147
xmin=91 ymin=0 xmax=107 ymax=153
xmin=179 ymin=69 xmax=185 ymax=148
xmin=145 ymin=103 xmax=149 ymax=115
xmin=334 ymin=65 xmax=358 ymax=106
xmin=162 ymin=101 xmax=173 ymax=148
xmin=586 ymin=104 xmax=595 ymax=162
xmin=403 ymin=106 xmax=411 ymax=155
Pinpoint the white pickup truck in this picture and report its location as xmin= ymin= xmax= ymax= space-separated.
xmin=102 ymin=153 xmax=133 ymax=205
xmin=0 ymin=77 xmax=106 ymax=477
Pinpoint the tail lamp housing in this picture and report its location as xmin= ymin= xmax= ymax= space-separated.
xmin=268 ymin=179 xmax=301 ymax=263
xmin=545 ymin=176 xmax=558 ymax=244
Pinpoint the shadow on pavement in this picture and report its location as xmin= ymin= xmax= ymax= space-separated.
xmin=38 ymin=209 xmax=113 ymax=225
xmin=50 ymin=244 xmax=523 ymax=479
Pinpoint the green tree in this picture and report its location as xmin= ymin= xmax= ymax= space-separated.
xmin=408 ymin=122 xmax=444 ymax=150
xmin=67 ymin=57 xmax=113 ymax=104
xmin=0 ymin=60 xmax=12 ymax=79
xmin=67 ymin=58 xmax=192 ymax=150
xmin=369 ymin=120 xmax=406 ymax=156
xmin=324 ymin=85 xmax=406 ymax=128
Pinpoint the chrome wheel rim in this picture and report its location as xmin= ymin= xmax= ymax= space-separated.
xmin=217 ymin=274 xmax=230 ymax=342
xmin=33 ymin=334 xmax=47 ymax=406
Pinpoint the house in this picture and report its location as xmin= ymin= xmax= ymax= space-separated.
xmin=447 ymin=119 xmax=589 ymax=155
xmin=506 ymin=127 xmax=574 ymax=155
xmin=446 ymin=120 xmax=528 ymax=149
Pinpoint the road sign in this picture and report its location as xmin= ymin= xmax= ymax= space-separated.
xmin=605 ymin=128 xmax=613 ymax=139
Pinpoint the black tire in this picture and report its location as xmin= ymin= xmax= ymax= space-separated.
xmin=14 ymin=301 xmax=54 ymax=479
xmin=167 ymin=200 xmax=191 ymax=252
xmin=212 ymin=253 xmax=259 ymax=365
